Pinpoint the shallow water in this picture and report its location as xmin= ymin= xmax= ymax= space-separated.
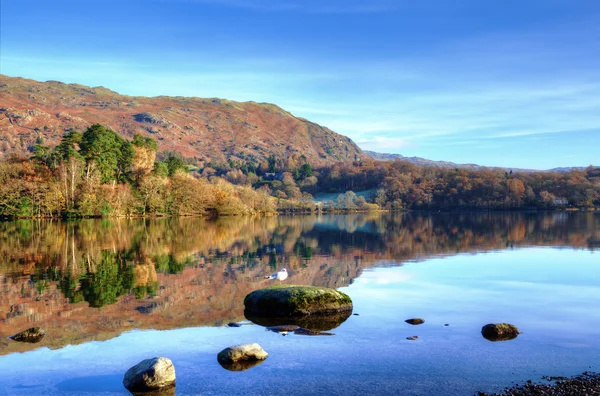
xmin=0 ymin=212 xmax=598 ymax=395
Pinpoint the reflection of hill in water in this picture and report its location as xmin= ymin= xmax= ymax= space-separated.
xmin=0 ymin=212 xmax=598 ymax=354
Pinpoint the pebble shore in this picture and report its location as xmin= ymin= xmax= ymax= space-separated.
xmin=477 ymin=372 xmax=600 ymax=395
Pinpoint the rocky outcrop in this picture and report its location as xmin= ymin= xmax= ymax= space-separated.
xmin=9 ymin=327 xmax=46 ymax=343
xmin=481 ymin=323 xmax=520 ymax=341
xmin=244 ymin=285 xmax=353 ymax=317
xmin=122 ymin=357 xmax=176 ymax=393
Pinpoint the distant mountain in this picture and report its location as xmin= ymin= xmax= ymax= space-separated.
xmin=0 ymin=75 xmax=362 ymax=167
xmin=364 ymin=150 xmax=592 ymax=173
xmin=364 ymin=150 xmax=494 ymax=171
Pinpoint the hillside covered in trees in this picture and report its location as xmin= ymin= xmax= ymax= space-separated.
xmin=0 ymin=124 xmax=275 ymax=218
xmin=316 ymin=159 xmax=600 ymax=210
xmin=0 ymin=121 xmax=598 ymax=219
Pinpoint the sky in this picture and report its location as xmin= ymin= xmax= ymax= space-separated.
xmin=1 ymin=0 xmax=599 ymax=170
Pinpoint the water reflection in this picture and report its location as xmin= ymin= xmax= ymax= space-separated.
xmin=245 ymin=311 xmax=352 ymax=331
xmin=0 ymin=212 xmax=598 ymax=354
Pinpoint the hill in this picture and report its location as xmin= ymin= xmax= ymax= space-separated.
xmin=363 ymin=150 xmax=591 ymax=173
xmin=363 ymin=150 xmax=488 ymax=170
xmin=0 ymin=74 xmax=362 ymax=167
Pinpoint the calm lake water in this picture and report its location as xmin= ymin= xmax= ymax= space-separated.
xmin=0 ymin=212 xmax=598 ymax=395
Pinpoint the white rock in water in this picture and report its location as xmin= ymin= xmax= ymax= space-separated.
xmin=123 ymin=357 xmax=175 ymax=392
xmin=217 ymin=343 xmax=268 ymax=363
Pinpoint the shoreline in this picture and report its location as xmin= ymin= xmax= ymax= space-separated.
xmin=477 ymin=372 xmax=600 ymax=395
xmin=1 ymin=207 xmax=598 ymax=221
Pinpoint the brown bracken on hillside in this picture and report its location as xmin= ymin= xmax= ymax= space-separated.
xmin=0 ymin=74 xmax=363 ymax=166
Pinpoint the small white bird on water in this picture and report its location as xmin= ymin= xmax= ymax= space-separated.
xmin=265 ymin=268 xmax=288 ymax=281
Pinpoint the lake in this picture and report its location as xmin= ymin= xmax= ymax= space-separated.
xmin=0 ymin=212 xmax=598 ymax=395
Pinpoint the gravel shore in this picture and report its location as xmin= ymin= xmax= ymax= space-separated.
xmin=477 ymin=372 xmax=600 ymax=395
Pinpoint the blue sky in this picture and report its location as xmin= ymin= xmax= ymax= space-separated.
xmin=1 ymin=0 xmax=599 ymax=169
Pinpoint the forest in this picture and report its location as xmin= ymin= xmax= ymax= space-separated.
xmin=0 ymin=123 xmax=598 ymax=218
xmin=0 ymin=124 xmax=276 ymax=218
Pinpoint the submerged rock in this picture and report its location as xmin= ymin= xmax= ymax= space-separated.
xmin=405 ymin=318 xmax=425 ymax=325
xmin=244 ymin=285 xmax=353 ymax=317
xmin=217 ymin=343 xmax=268 ymax=364
xmin=123 ymin=357 xmax=175 ymax=393
xmin=406 ymin=336 xmax=419 ymax=341
xmin=481 ymin=323 xmax=520 ymax=341
xmin=9 ymin=327 xmax=46 ymax=343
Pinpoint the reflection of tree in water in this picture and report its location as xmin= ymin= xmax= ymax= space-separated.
xmin=0 ymin=212 xmax=598 ymax=310
xmin=51 ymin=251 xmax=190 ymax=307
xmin=154 ymin=254 xmax=189 ymax=275
xmin=56 ymin=251 xmax=135 ymax=308
xmin=80 ymin=252 xmax=135 ymax=308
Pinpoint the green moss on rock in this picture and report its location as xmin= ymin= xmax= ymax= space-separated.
xmin=244 ymin=285 xmax=353 ymax=317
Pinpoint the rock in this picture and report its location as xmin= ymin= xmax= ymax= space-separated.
xmin=217 ymin=343 xmax=268 ymax=364
xmin=9 ymin=327 xmax=46 ymax=343
xmin=444 ymin=324 xmax=450 ymax=326
xmin=406 ymin=336 xmax=419 ymax=341
xmin=405 ymin=318 xmax=425 ymax=325
xmin=227 ymin=322 xmax=242 ymax=328
xmin=123 ymin=357 xmax=175 ymax=393
xmin=481 ymin=323 xmax=520 ymax=341
xmin=244 ymin=285 xmax=353 ymax=317
xmin=293 ymin=328 xmax=334 ymax=336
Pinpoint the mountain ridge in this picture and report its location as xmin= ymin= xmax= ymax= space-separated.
xmin=0 ymin=74 xmax=362 ymax=167
xmin=363 ymin=150 xmax=589 ymax=173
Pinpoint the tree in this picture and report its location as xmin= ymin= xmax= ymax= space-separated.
xmin=79 ymin=124 xmax=132 ymax=184
xmin=153 ymin=162 xmax=169 ymax=178
xmin=165 ymin=154 xmax=188 ymax=176
xmin=268 ymin=155 xmax=276 ymax=173
xmin=300 ymin=163 xmax=313 ymax=178
xmin=53 ymin=130 xmax=83 ymax=166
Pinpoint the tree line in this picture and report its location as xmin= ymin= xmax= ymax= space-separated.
xmin=0 ymin=124 xmax=276 ymax=218
xmin=316 ymin=159 xmax=600 ymax=210
xmin=1 ymin=124 xmax=598 ymax=218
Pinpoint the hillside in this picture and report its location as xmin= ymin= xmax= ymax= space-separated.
xmin=0 ymin=74 xmax=362 ymax=167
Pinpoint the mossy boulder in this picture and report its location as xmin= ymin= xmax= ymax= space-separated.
xmin=244 ymin=285 xmax=353 ymax=317
xmin=481 ymin=323 xmax=520 ymax=341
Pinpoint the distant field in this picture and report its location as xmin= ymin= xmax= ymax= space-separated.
xmin=313 ymin=189 xmax=377 ymax=203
